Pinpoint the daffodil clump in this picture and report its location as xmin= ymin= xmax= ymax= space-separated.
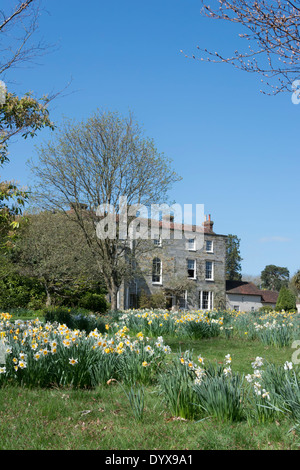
xmin=118 ymin=308 xmax=224 ymax=339
xmin=158 ymin=351 xmax=245 ymax=422
xmin=220 ymin=309 xmax=300 ymax=346
xmin=0 ymin=313 xmax=171 ymax=388
xmin=158 ymin=351 xmax=300 ymax=423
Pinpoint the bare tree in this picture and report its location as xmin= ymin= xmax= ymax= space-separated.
xmin=29 ymin=110 xmax=181 ymax=310
xmin=182 ymin=0 xmax=300 ymax=95
xmin=0 ymin=0 xmax=49 ymax=77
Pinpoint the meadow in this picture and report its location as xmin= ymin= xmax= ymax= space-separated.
xmin=0 ymin=308 xmax=300 ymax=450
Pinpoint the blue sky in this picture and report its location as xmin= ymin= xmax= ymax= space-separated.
xmin=1 ymin=0 xmax=299 ymax=277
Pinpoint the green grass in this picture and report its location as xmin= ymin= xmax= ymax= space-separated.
xmin=0 ymin=333 xmax=299 ymax=450
xmin=165 ymin=336 xmax=294 ymax=374
xmin=0 ymin=382 xmax=297 ymax=450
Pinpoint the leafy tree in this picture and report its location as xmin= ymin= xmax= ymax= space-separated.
xmin=261 ymin=264 xmax=289 ymax=291
xmin=276 ymin=286 xmax=296 ymax=312
xmin=29 ymin=109 xmax=181 ymax=310
xmin=291 ymin=269 xmax=300 ymax=294
xmin=226 ymin=234 xmax=242 ymax=281
xmin=0 ymin=253 xmax=46 ymax=309
xmin=13 ymin=211 xmax=104 ymax=307
xmin=184 ymin=0 xmax=300 ymax=95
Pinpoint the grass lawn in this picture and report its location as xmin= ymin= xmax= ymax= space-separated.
xmin=166 ymin=336 xmax=295 ymax=375
xmin=0 ymin=334 xmax=299 ymax=451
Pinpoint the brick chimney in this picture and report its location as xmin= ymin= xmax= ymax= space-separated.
xmin=203 ymin=214 xmax=214 ymax=233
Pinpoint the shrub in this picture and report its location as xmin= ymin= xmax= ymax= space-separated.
xmin=78 ymin=292 xmax=109 ymax=313
xmin=0 ymin=273 xmax=45 ymax=310
xmin=276 ymin=287 xmax=296 ymax=312
xmin=43 ymin=306 xmax=73 ymax=327
xmin=138 ymin=290 xmax=167 ymax=310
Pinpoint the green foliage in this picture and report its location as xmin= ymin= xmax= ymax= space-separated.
xmin=226 ymin=234 xmax=243 ymax=281
xmin=43 ymin=306 xmax=107 ymax=334
xmin=78 ymin=292 xmax=109 ymax=313
xmin=122 ymin=383 xmax=145 ymax=422
xmin=0 ymin=92 xmax=54 ymax=248
xmin=0 ymin=92 xmax=54 ymax=165
xmin=259 ymin=305 xmax=274 ymax=313
xmin=158 ymin=359 xmax=199 ymax=420
xmin=194 ymin=372 xmax=245 ymax=423
xmin=138 ymin=290 xmax=166 ymax=309
xmin=0 ymin=259 xmax=45 ymax=310
xmin=13 ymin=211 xmax=105 ymax=307
xmin=276 ymin=286 xmax=296 ymax=312
xmin=261 ymin=265 xmax=290 ymax=291
xmin=291 ymin=269 xmax=300 ymax=294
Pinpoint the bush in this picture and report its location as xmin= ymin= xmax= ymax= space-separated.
xmin=0 ymin=273 xmax=45 ymax=310
xmin=138 ymin=290 xmax=166 ymax=310
xmin=43 ymin=306 xmax=73 ymax=327
xmin=43 ymin=306 xmax=107 ymax=334
xmin=78 ymin=292 xmax=109 ymax=313
xmin=259 ymin=305 xmax=274 ymax=313
xmin=276 ymin=287 xmax=296 ymax=312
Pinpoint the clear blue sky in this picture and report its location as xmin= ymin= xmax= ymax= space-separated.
xmin=1 ymin=0 xmax=299 ymax=277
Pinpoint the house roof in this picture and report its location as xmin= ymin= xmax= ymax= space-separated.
xmin=260 ymin=290 xmax=279 ymax=304
xmin=226 ymin=281 xmax=262 ymax=296
xmin=226 ymin=281 xmax=278 ymax=304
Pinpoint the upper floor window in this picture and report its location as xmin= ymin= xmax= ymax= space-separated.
xmin=188 ymin=238 xmax=196 ymax=251
xmin=187 ymin=259 xmax=196 ymax=279
xmin=152 ymin=257 xmax=162 ymax=284
xmin=153 ymin=235 xmax=162 ymax=246
xmin=205 ymin=261 xmax=214 ymax=280
xmin=206 ymin=240 xmax=213 ymax=253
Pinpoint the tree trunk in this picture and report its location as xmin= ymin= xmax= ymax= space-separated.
xmin=109 ymin=283 xmax=119 ymax=311
xmin=44 ymin=282 xmax=51 ymax=307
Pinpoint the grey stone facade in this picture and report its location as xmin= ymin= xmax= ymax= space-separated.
xmin=118 ymin=216 xmax=227 ymax=311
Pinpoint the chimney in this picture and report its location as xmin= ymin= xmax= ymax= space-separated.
xmin=203 ymin=214 xmax=214 ymax=233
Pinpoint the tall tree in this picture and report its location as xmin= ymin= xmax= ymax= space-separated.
xmin=261 ymin=264 xmax=290 ymax=291
xmin=29 ymin=110 xmax=181 ymax=310
xmin=14 ymin=211 xmax=103 ymax=307
xmin=291 ymin=269 xmax=300 ymax=294
xmin=226 ymin=234 xmax=243 ymax=280
xmin=183 ymin=0 xmax=300 ymax=95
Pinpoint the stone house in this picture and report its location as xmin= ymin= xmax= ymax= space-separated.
xmin=117 ymin=215 xmax=227 ymax=310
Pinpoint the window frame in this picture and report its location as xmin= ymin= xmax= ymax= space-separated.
xmin=152 ymin=257 xmax=162 ymax=284
xmin=153 ymin=234 xmax=162 ymax=247
xmin=199 ymin=291 xmax=214 ymax=310
xmin=205 ymin=239 xmax=213 ymax=253
xmin=205 ymin=260 xmax=214 ymax=281
xmin=187 ymin=259 xmax=196 ymax=279
xmin=188 ymin=238 xmax=196 ymax=251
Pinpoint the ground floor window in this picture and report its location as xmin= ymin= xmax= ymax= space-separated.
xmin=199 ymin=291 xmax=213 ymax=310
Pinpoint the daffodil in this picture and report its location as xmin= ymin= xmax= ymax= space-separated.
xmin=69 ymin=358 xmax=78 ymax=366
